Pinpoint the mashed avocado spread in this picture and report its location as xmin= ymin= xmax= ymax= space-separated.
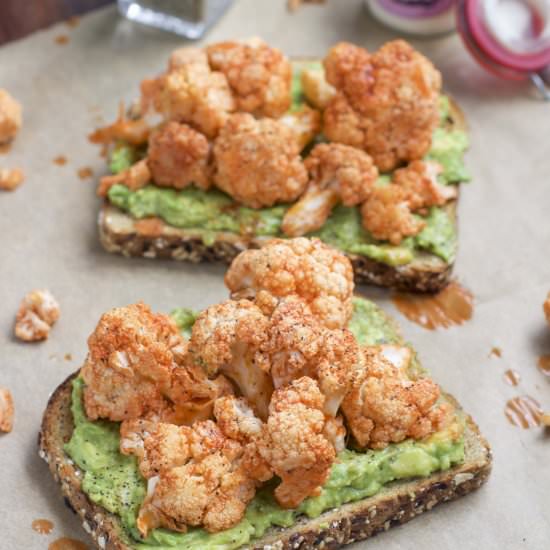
xmin=104 ymin=64 xmax=469 ymax=268
xmin=65 ymin=298 xmax=465 ymax=550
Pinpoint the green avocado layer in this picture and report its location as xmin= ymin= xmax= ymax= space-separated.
xmin=65 ymin=298 xmax=465 ymax=549
xmin=104 ymin=68 xmax=469 ymax=267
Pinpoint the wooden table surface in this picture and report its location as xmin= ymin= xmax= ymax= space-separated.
xmin=0 ymin=0 xmax=114 ymax=45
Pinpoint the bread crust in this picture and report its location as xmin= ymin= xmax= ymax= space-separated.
xmin=97 ymin=88 xmax=467 ymax=294
xmin=39 ymin=371 xmax=491 ymax=550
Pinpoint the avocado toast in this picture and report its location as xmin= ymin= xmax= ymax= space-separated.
xmin=40 ymin=238 xmax=490 ymax=549
xmin=93 ymin=40 xmax=470 ymax=293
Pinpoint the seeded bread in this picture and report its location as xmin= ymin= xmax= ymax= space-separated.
xmin=97 ymin=59 xmax=467 ymax=294
xmin=39 ymin=371 xmax=491 ymax=550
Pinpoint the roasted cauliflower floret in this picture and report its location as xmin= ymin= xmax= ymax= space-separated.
xmin=282 ymin=143 xmax=378 ymax=236
xmin=134 ymin=419 xmax=256 ymax=535
xmin=342 ymin=347 xmax=452 ymax=449
xmin=255 ymin=377 xmax=337 ymax=508
xmin=97 ymin=158 xmax=151 ymax=197
xmin=279 ymin=104 xmax=321 ymax=151
xmin=187 ymin=300 xmax=273 ymax=419
xmin=147 ymin=121 xmax=211 ymax=190
xmin=300 ymin=66 xmax=336 ymax=110
xmin=213 ymin=395 xmax=263 ymax=443
xmin=360 ymin=184 xmax=425 ymax=245
xmin=141 ymin=62 xmax=235 ymax=139
xmin=206 ymin=38 xmax=292 ymax=118
xmin=0 ymin=89 xmax=22 ymax=145
xmin=212 ymin=113 xmax=307 ymax=208
xmin=0 ymin=387 xmax=14 ymax=433
xmin=120 ymin=419 xmax=193 ymax=478
xmin=14 ymin=289 xmax=60 ymax=342
xmin=168 ymin=46 xmax=209 ymax=71
xmin=256 ymin=298 xmax=358 ymax=416
xmin=225 ymin=237 xmax=354 ymax=330
xmin=81 ymin=303 xmax=186 ymax=421
xmin=393 ymin=160 xmax=457 ymax=211
xmin=323 ymin=40 xmax=441 ymax=171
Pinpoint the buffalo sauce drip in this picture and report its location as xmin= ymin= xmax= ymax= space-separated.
xmin=48 ymin=537 xmax=88 ymax=550
xmin=503 ymin=369 xmax=520 ymax=386
xmin=391 ymin=281 xmax=474 ymax=330
xmin=32 ymin=518 xmax=54 ymax=534
xmin=505 ymin=396 xmax=543 ymax=428
xmin=537 ymin=355 xmax=550 ymax=377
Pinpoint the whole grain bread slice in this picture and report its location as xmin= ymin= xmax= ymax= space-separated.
xmin=97 ymin=60 xmax=467 ymax=294
xmin=39 ymin=370 xmax=491 ymax=550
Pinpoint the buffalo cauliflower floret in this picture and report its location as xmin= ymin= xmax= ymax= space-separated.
xmin=225 ymin=237 xmax=354 ymax=330
xmin=97 ymin=158 xmax=151 ymax=197
xmin=393 ymin=160 xmax=457 ymax=211
xmin=168 ymin=47 xmax=209 ymax=71
xmin=255 ymin=377 xmax=336 ymax=508
xmin=0 ymin=89 xmax=22 ymax=145
xmin=206 ymin=38 xmax=292 ymax=118
xmin=342 ymin=346 xmax=452 ymax=449
xmin=81 ymin=303 xmax=186 ymax=421
xmin=187 ymin=300 xmax=273 ymax=419
xmin=212 ymin=113 xmax=307 ymax=208
xmin=120 ymin=419 xmax=193 ymax=478
xmin=134 ymin=419 xmax=256 ymax=535
xmin=278 ymin=104 xmax=321 ymax=151
xmin=141 ymin=61 xmax=235 ymax=139
xmin=14 ymin=289 xmax=60 ymax=342
xmin=89 ymin=103 xmax=150 ymax=147
xmin=323 ymin=40 xmax=441 ymax=171
xmin=256 ymin=298 xmax=358 ymax=416
xmin=282 ymin=143 xmax=378 ymax=236
xmin=360 ymin=184 xmax=425 ymax=245
xmin=147 ymin=121 xmax=211 ymax=190
xmin=213 ymin=395 xmax=263 ymax=442
xmin=300 ymin=66 xmax=336 ymax=110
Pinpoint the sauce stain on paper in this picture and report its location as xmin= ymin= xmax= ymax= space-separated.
xmin=53 ymin=156 xmax=67 ymax=166
xmin=392 ymin=281 xmax=474 ymax=330
xmin=503 ymin=369 xmax=520 ymax=386
xmin=0 ymin=142 xmax=12 ymax=154
xmin=505 ymin=395 xmax=542 ymax=428
xmin=537 ymin=355 xmax=550 ymax=377
xmin=54 ymin=35 xmax=70 ymax=45
xmin=49 ymin=537 xmax=88 ymax=550
xmin=32 ymin=518 xmax=54 ymax=534
xmin=77 ymin=167 xmax=93 ymax=180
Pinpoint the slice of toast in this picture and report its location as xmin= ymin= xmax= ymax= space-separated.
xmin=40 ymin=371 xmax=491 ymax=550
xmin=97 ymin=59 xmax=467 ymax=294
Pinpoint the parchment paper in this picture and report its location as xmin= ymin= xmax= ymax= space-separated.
xmin=0 ymin=1 xmax=549 ymax=548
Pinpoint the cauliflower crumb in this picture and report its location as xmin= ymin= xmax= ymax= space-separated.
xmin=225 ymin=237 xmax=354 ymax=330
xmin=0 ymin=387 xmax=14 ymax=432
xmin=212 ymin=113 xmax=307 ymax=208
xmin=282 ymin=143 xmax=378 ymax=236
xmin=14 ymin=289 xmax=60 ymax=342
xmin=323 ymin=41 xmax=441 ymax=171
xmin=0 ymin=89 xmax=22 ymax=145
xmin=543 ymin=292 xmax=550 ymax=325
xmin=0 ymin=168 xmax=24 ymax=191
xmin=300 ymin=66 xmax=336 ymax=110
xmin=342 ymin=346 xmax=452 ymax=449
xmin=147 ymin=121 xmax=211 ymax=190
xmin=207 ymin=38 xmax=292 ymax=118
xmin=255 ymin=377 xmax=336 ymax=508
